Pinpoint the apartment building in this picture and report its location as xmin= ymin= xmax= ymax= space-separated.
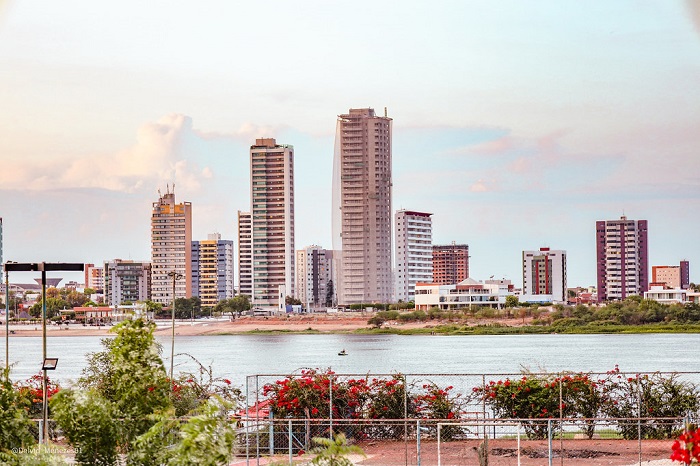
xmin=651 ymin=261 xmax=690 ymax=289
xmin=521 ymin=247 xmax=567 ymax=303
xmin=191 ymin=233 xmax=234 ymax=308
xmin=432 ymin=243 xmax=469 ymax=285
xmin=395 ymin=210 xmax=433 ymax=302
xmin=151 ymin=186 xmax=192 ymax=304
xmin=104 ymin=259 xmax=151 ymax=305
xmin=332 ymin=108 xmax=393 ymax=305
xmin=237 ymin=211 xmax=252 ymax=298
xmin=596 ymin=216 xmax=648 ymax=302
xmin=84 ymin=263 xmax=105 ymax=291
xmin=296 ymin=245 xmax=335 ymax=310
xmin=242 ymin=138 xmax=295 ymax=309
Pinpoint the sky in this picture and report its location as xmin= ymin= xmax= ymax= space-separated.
xmin=1 ymin=0 xmax=699 ymax=289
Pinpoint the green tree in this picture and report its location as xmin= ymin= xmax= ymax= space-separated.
xmin=174 ymin=296 xmax=202 ymax=319
xmin=214 ymin=295 xmax=251 ymax=320
xmin=29 ymin=297 xmax=69 ymax=318
xmin=143 ymin=300 xmax=163 ymax=317
xmin=56 ymin=319 xmax=173 ymax=458
xmin=505 ymin=295 xmax=519 ymax=308
xmin=50 ymin=390 xmax=119 ymax=465
xmin=367 ymin=315 xmax=386 ymax=328
xmin=0 ymin=368 xmax=34 ymax=459
xmin=285 ymin=295 xmax=302 ymax=306
xmin=65 ymin=290 xmax=89 ymax=308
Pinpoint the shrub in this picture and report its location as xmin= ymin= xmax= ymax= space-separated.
xmin=0 ymin=367 xmax=33 ymax=458
xmin=603 ymin=369 xmax=699 ymax=439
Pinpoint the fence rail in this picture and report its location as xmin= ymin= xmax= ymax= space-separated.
xmin=240 ymin=370 xmax=700 ymax=465
xmin=238 ymin=416 xmax=686 ymax=465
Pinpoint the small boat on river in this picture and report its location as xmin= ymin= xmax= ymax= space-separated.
xmin=338 ymin=349 xmax=347 ymax=356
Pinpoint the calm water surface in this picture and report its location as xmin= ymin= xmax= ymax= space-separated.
xmin=5 ymin=333 xmax=699 ymax=388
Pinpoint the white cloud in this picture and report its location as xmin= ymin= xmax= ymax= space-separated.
xmin=0 ymin=114 xmax=219 ymax=194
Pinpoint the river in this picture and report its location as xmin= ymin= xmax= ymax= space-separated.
xmin=4 ymin=333 xmax=699 ymax=389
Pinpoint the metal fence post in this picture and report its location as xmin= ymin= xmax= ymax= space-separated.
xmin=256 ymin=375 xmax=260 ymax=466
xmin=269 ymin=410 xmax=274 ymax=457
xmin=638 ymin=382 xmax=642 ymax=466
xmin=548 ymin=419 xmax=553 ymax=466
xmin=329 ymin=373 xmax=334 ymax=438
xmin=482 ymin=374 xmax=487 ymax=438
xmin=245 ymin=377 xmax=250 ymax=465
xmin=416 ymin=419 xmax=421 ymax=466
xmin=403 ymin=374 xmax=408 ymax=466
xmin=288 ymin=420 xmax=293 ymax=465
xmin=437 ymin=423 xmax=442 ymax=466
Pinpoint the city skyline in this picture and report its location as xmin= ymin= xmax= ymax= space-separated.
xmin=1 ymin=1 xmax=699 ymax=288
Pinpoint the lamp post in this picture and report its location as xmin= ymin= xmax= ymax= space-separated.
xmin=167 ymin=270 xmax=183 ymax=381
xmin=4 ymin=262 xmax=12 ymax=370
xmin=3 ymin=262 xmax=83 ymax=444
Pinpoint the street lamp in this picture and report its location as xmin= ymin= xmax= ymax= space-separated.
xmin=4 ymin=261 xmax=14 ymax=370
xmin=3 ymin=262 xmax=83 ymax=444
xmin=167 ymin=270 xmax=183 ymax=381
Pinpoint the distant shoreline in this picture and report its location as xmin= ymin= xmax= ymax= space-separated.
xmin=5 ymin=314 xmax=700 ymax=337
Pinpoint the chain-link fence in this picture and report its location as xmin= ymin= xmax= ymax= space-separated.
xmin=236 ymin=417 xmax=684 ymax=465
xmin=237 ymin=371 xmax=699 ymax=465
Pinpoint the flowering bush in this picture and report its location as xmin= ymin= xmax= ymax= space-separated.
xmin=602 ymin=368 xmax=699 ymax=439
xmin=170 ymin=354 xmax=243 ymax=417
xmin=671 ymin=426 xmax=700 ymax=464
xmin=15 ymin=372 xmax=61 ymax=441
xmin=474 ymin=375 xmax=560 ymax=439
xmin=262 ymin=370 xmax=465 ymax=440
xmin=414 ymin=382 xmax=461 ymax=439
xmin=263 ymin=369 xmax=370 ymax=420
xmin=476 ymin=367 xmax=699 ymax=440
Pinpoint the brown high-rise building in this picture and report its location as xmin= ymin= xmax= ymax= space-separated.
xmin=151 ymin=186 xmax=192 ymax=304
xmin=332 ymin=108 xmax=393 ymax=305
xmin=432 ymin=244 xmax=469 ymax=285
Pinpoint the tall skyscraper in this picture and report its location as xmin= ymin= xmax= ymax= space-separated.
xmin=395 ymin=210 xmax=433 ymax=302
xmin=332 ymin=108 xmax=393 ymax=305
xmin=191 ymin=233 xmax=234 ymax=308
xmin=151 ymin=186 xmax=192 ymax=304
xmin=104 ymin=259 xmax=152 ymax=305
xmin=432 ymin=243 xmax=469 ymax=285
xmin=522 ymin=247 xmax=567 ymax=303
xmin=237 ymin=211 xmax=252 ymax=298
xmin=296 ymin=245 xmax=335 ymax=310
xmin=243 ymin=138 xmax=295 ymax=308
xmin=596 ymin=216 xmax=649 ymax=302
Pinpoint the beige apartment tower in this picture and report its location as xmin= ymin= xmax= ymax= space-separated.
xmin=332 ymin=108 xmax=393 ymax=305
xmin=244 ymin=138 xmax=295 ymax=309
xmin=151 ymin=186 xmax=192 ymax=304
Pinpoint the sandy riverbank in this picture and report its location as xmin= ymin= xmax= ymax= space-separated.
xmin=4 ymin=314 xmax=395 ymax=337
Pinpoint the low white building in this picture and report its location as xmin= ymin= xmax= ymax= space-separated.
xmin=415 ymin=278 xmax=515 ymax=311
xmin=644 ymin=285 xmax=688 ymax=304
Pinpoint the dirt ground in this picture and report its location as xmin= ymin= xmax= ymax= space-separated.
xmin=358 ymin=438 xmax=673 ymax=465
xmin=233 ymin=438 xmax=674 ymax=466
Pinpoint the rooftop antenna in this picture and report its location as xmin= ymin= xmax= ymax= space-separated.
xmin=384 ymin=107 xmax=388 ymax=117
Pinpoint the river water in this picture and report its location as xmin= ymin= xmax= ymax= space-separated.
xmin=5 ymin=333 xmax=699 ymax=389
